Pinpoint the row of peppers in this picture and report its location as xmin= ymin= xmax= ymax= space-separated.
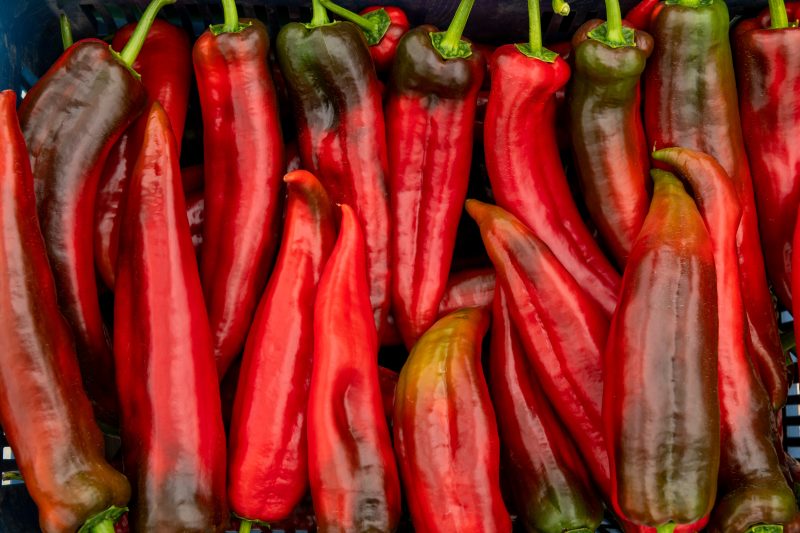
xmin=1 ymin=0 xmax=800 ymax=530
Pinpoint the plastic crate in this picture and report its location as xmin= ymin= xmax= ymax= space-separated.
xmin=0 ymin=0 xmax=792 ymax=531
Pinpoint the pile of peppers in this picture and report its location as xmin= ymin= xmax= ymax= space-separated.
xmin=3 ymin=0 xmax=800 ymax=530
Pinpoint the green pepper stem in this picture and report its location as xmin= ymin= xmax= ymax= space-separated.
xmin=238 ymin=520 xmax=253 ymax=533
xmin=90 ymin=520 xmax=116 ymax=533
xmin=552 ymin=0 xmax=571 ymax=16
xmin=118 ymin=0 xmax=175 ymax=67
xmin=768 ymin=0 xmax=790 ymax=28
xmin=222 ymin=0 xmax=240 ymax=33
xmin=439 ymin=0 xmax=475 ymax=55
xmin=527 ymin=0 xmax=544 ymax=57
xmin=318 ymin=0 xmax=378 ymax=31
xmin=60 ymin=13 xmax=73 ymax=50
xmin=602 ymin=0 xmax=625 ymax=43
xmin=310 ymin=0 xmax=330 ymax=26
xmin=656 ymin=523 xmax=677 ymax=533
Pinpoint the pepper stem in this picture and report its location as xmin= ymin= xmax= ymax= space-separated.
xmin=603 ymin=0 xmax=625 ymax=43
xmin=310 ymin=0 xmax=330 ymax=26
xmin=239 ymin=520 xmax=253 ymax=533
xmin=222 ymin=0 xmax=240 ymax=33
xmin=440 ymin=0 xmax=475 ymax=54
xmin=656 ymin=523 xmax=677 ymax=533
xmin=318 ymin=0 xmax=378 ymax=32
xmin=746 ymin=526 xmax=784 ymax=533
xmin=60 ymin=13 xmax=73 ymax=50
xmin=552 ymin=0 xmax=571 ymax=16
xmin=118 ymin=0 xmax=176 ymax=67
xmin=90 ymin=521 xmax=116 ymax=533
xmin=528 ymin=0 xmax=544 ymax=57
xmin=768 ymin=0 xmax=790 ymax=28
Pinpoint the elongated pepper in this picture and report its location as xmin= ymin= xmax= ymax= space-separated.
xmin=94 ymin=18 xmax=192 ymax=289
xmin=733 ymin=1 xmax=800 ymax=309
xmin=277 ymin=0 xmax=391 ymax=336
xmin=387 ymin=0 xmax=484 ymax=347
xmin=653 ymin=148 xmax=797 ymax=532
xmin=194 ymin=0 xmax=285 ymax=378
xmin=229 ymin=170 xmax=336 ymax=529
xmin=0 ymin=90 xmax=130 ymax=533
xmin=114 ymin=102 xmax=227 ymax=532
xmin=18 ymin=0 xmax=172 ymax=424
xmin=568 ymin=0 xmax=653 ymax=267
xmin=604 ymin=168 xmax=720 ymax=530
xmin=484 ymin=0 xmax=620 ymax=318
xmin=644 ymin=0 xmax=786 ymax=410
xmin=394 ymin=307 xmax=511 ymax=533
xmin=308 ymin=204 xmax=401 ymax=532
xmin=490 ymin=286 xmax=603 ymax=533
xmin=438 ymin=267 xmax=495 ymax=316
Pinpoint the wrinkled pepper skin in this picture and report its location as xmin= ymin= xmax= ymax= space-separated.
xmin=361 ymin=6 xmax=410 ymax=72
xmin=277 ymin=21 xmax=391 ymax=337
xmin=387 ymin=25 xmax=485 ymax=348
xmin=194 ymin=18 xmax=285 ymax=378
xmin=228 ymin=170 xmax=336 ymax=523
xmin=114 ymin=103 xmax=227 ymax=532
xmin=490 ymin=286 xmax=603 ymax=533
xmin=485 ymin=45 xmax=621 ymax=318
xmin=0 ymin=90 xmax=131 ymax=533
xmin=653 ymin=148 xmax=797 ymax=532
xmin=17 ymin=38 xmax=147 ymax=424
xmin=604 ymin=169 xmax=720 ymax=528
xmin=94 ymin=19 xmax=192 ymax=289
xmin=644 ymin=0 xmax=787 ymax=410
xmin=438 ymin=267 xmax=496 ymax=316
xmin=734 ymin=4 xmax=800 ymax=309
xmin=394 ymin=307 xmax=511 ymax=533
xmin=308 ymin=204 xmax=401 ymax=533
xmin=568 ymin=20 xmax=653 ymax=267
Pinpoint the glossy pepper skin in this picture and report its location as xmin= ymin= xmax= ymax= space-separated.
xmin=438 ymin=267 xmax=495 ymax=316
xmin=485 ymin=45 xmax=621 ymax=318
xmin=394 ymin=307 xmax=511 ymax=533
xmin=361 ymin=6 xmax=410 ymax=72
xmin=644 ymin=0 xmax=787 ymax=410
xmin=0 ymin=90 xmax=131 ymax=533
xmin=387 ymin=25 xmax=485 ymax=347
xmin=624 ymin=0 xmax=662 ymax=31
xmin=18 ymin=38 xmax=147 ymax=424
xmin=194 ymin=14 xmax=285 ymax=378
xmin=228 ymin=170 xmax=336 ymax=524
xmin=114 ymin=103 xmax=227 ymax=532
xmin=568 ymin=20 xmax=653 ymax=267
xmin=94 ymin=19 xmax=192 ymax=289
xmin=734 ymin=4 xmax=800 ymax=309
xmin=653 ymin=148 xmax=797 ymax=532
xmin=604 ymin=169 xmax=720 ymax=528
xmin=308 ymin=204 xmax=401 ymax=533
xmin=490 ymin=286 xmax=603 ymax=533
xmin=277 ymin=19 xmax=391 ymax=337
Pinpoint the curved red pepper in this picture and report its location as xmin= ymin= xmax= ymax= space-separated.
xmin=387 ymin=12 xmax=485 ymax=347
xmin=114 ymin=102 xmax=227 ymax=532
xmin=228 ymin=170 xmax=336 ymax=527
xmin=644 ymin=0 xmax=786 ymax=410
xmin=654 ymin=147 xmax=797 ymax=531
xmin=18 ymin=0 xmax=171 ymax=424
xmin=394 ymin=307 xmax=511 ymax=533
xmin=438 ymin=267 xmax=495 ymax=316
xmin=624 ymin=0 xmax=662 ymax=30
xmin=94 ymin=19 xmax=192 ymax=289
xmin=0 ymin=90 xmax=130 ymax=533
xmin=734 ymin=3 xmax=800 ymax=309
xmin=360 ymin=5 xmax=411 ymax=72
xmin=308 ymin=204 xmax=401 ymax=532
xmin=490 ymin=286 xmax=603 ymax=532
xmin=194 ymin=1 xmax=285 ymax=378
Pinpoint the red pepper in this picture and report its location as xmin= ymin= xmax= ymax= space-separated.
xmin=94 ymin=19 xmax=192 ymax=289
xmin=387 ymin=0 xmax=485 ymax=347
xmin=0 ymin=89 xmax=130 ymax=533
xmin=394 ymin=307 xmax=511 ymax=533
xmin=194 ymin=0 xmax=285 ymax=378
xmin=654 ymin=147 xmax=797 ymax=531
xmin=277 ymin=0 xmax=391 ymax=337
xmin=484 ymin=0 xmax=621 ymax=318
xmin=624 ymin=0 xmax=662 ymax=31
xmin=18 ymin=0 xmax=172 ymax=425
xmin=308 ymin=204 xmax=401 ymax=532
xmin=733 ymin=1 xmax=800 ymax=310
xmin=437 ymin=267 xmax=495 ymax=316
xmin=378 ymin=366 xmax=399 ymax=422
xmin=228 ymin=170 xmax=336 ymax=529
xmin=644 ymin=0 xmax=787 ymax=410
xmin=181 ymin=164 xmax=204 ymax=195
xmin=114 ymin=102 xmax=227 ymax=532
xmin=490 ymin=286 xmax=603 ymax=532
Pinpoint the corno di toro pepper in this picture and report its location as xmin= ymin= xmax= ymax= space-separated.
xmin=0 ymin=90 xmax=130 ymax=533
xmin=394 ymin=307 xmax=511 ymax=533
xmin=277 ymin=0 xmax=391 ymax=336
xmin=387 ymin=0 xmax=485 ymax=347
xmin=194 ymin=0 xmax=285 ymax=377
xmin=644 ymin=0 xmax=787 ymax=410
xmin=17 ymin=0 xmax=173 ymax=424
xmin=734 ymin=0 xmax=800 ymax=309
